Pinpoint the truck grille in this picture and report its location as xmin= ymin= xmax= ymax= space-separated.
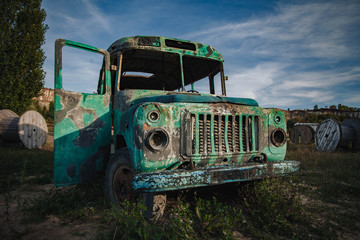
xmin=190 ymin=114 xmax=259 ymax=155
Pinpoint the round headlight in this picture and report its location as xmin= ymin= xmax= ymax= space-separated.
xmin=148 ymin=110 xmax=160 ymax=123
xmin=271 ymin=128 xmax=286 ymax=147
xmin=146 ymin=129 xmax=169 ymax=151
xmin=274 ymin=114 xmax=282 ymax=124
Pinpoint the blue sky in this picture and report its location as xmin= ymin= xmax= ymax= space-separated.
xmin=41 ymin=0 xmax=360 ymax=110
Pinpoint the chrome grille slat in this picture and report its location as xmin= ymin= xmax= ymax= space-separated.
xmin=214 ymin=115 xmax=219 ymax=153
xmin=242 ymin=115 xmax=247 ymax=152
xmin=227 ymin=116 xmax=233 ymax=152
xmin=206 ymin=115 xmax=211 ymax=154
xmin=235 ymin=116 xmax=240 ymax=152
xmin=199 ymin=115 xmax=204 ymax=154
xmin=221 ymin=116 xmax=226 ymax=152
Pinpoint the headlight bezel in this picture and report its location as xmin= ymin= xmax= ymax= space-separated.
xmin=271 ymin=128 xmax=286 ymax=147
xmin=147 ymin=110 xmax=160 ymax=123
xmin=146 ymin=128 xmax=169 ymax=152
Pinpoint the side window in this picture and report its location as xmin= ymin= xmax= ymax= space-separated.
xmin=187 ymin=71 xmax=222 ymax=94
xmin=110 ymin=55 xmax=118 ymax=95
xmin=214 ymin=72 xmax=222 ymax=95
xmin=62 ymin=47 xmax=104 ymax=94
xmin=97 ymin=60 xmax=106 ymax=95
xmin=190 ymin=77 xmax=211 ymax=93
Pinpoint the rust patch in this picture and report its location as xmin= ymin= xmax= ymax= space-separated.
xmin=143 ymin=122 xmax=151 ymax=130
xmin=267 ymin=162 xmax=274 ymax=177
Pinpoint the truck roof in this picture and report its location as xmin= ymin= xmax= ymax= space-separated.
xmin=107 ymin=36 xmax=223 ymax=62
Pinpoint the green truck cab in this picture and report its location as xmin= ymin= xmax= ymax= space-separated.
xmin=54 ymin=36 xmax=299 ymax=220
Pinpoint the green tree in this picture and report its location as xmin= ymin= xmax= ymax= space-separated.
xmin=0 ymin=0 xmax=48 ymax=114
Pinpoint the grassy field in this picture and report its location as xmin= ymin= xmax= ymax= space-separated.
xmin=0 ymin=143 xmax=359 ymax=239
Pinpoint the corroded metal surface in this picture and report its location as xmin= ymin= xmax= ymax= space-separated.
xmin=54 ymin=39 xmax=112 ymax=186
xmin=132 ymin=161 xmax=300 ymax=192
xmin=108 ymin=36 xmax=223 ymax=62
xmin=113 ymin=97 xmax=287 ymax=174
xmin=54 ymin=36 xmax=298 ymax=190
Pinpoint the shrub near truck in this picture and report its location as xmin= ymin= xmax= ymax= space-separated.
xmin=53 ymin=36 xmax=299 ymax=220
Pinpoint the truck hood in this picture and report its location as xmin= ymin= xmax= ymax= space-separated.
xmin=131 ymin=93 xmax=258 ymax=107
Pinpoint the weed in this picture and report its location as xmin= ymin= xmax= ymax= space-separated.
xmin=1 ymin=142 xmax=359 ymax=239
xmin=0 ymin=145 xmax=53 ymax=192
xmin=286 ymin=143 xmax=360 ymax=238
xmin=194 ymin=197 xmax=243 ymax=238
xmin=167 ymin=200 xmax=197 ymax=239
xmin=98 ymin=200 xmax=165 ymax=240
xmin=238 ymin=178 xmax=308 ymax=239
xmin=19 ymin=180 xmax=105 ymax=223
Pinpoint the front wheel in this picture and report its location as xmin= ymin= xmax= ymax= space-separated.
xmin=104 ymin=149 xmax=167 ymax=221
xmin=104 ymin=149 xmax=134 ymax=205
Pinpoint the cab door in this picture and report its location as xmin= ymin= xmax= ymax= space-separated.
xmin=54 ymin=39 xmax=112 ymax=186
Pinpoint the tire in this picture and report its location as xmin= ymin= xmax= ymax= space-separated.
xmin=104 ymin=149 xmax=134 ymax=206
xmin=104 ymin=148 xmax=167 ymax=221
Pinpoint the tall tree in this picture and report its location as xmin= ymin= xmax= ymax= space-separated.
xmin=0 ymin=0 xmax=48 ymax=114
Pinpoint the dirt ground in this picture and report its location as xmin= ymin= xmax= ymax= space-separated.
xmin=1 ymin=136 xmax=359 ymax=240
xmin=0 ymin=133 xmax=102 ymax=240
xmin=0 ymin=183 xmax=100 ymax=240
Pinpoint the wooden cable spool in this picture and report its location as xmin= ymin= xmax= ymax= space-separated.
xmin=0 ymin=109 xmax=18 ymax=119
xmin=290 ymin=125 xmax=315 ymax=144
xmin=315 ymin=118 xmax=360 ymax=152
xmin=0 ymin=109 xmax=20 ymax=141
xmin=338 ymin=119 xmax=360 ymax=152
xmin=0 ymin=109 xmax=48 ymax=149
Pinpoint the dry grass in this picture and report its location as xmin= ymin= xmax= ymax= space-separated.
xmin=1 ymin=142 xmax=359 ymax=239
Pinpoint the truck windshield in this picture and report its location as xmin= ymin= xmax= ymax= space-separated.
xmin=118 ymin=49 xmax=223 ymax=94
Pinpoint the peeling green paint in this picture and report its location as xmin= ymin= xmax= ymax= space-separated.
xmin=54 ymin=40 xmax=112 ymax=186
xmin=108 ymin=36 xmax=223 ymax=62
xmin=133 ymin=161 xmax=300 ymax=192
xmin=54 ymin=36 xmax=299 ymax=192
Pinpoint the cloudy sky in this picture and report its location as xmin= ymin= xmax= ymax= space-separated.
xmin=41 ymin=0 xmax=360 ymax=110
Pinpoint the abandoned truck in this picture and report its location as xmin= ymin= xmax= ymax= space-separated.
xmin=54 ymin=36 xmax=299 ymax=220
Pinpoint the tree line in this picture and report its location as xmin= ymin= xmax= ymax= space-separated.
xmin=0 ymin=0 xmax=47 ymax=114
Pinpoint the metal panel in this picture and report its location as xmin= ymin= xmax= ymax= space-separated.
xmin=133 ymin=161 xmax=300 ymax=192
xmin=54 ymin=39 xmax=112 ymax=186
xmin=189 ymin=113 xmax=259 ymax=156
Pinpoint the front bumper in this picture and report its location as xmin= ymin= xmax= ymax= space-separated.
xmin=132 ymin=160 xmax=300 ymax=193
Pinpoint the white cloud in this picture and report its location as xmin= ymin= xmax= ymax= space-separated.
xmin=187 ymin=0 xmax=360 ymax=60
xmin=226 ymin=64 xmax=360 ymax=108
xmin=41 ymin=0 xmax=360 ymax=110
xmin=346 ymin=94 xmax=360 ymax=104
xmin=185 ymin=0 xmax=360 ymax=109
xmin=279 ymin=68 xmax=360 ymax=90
xmin=226 ymin=63 xmax=286 ymax=99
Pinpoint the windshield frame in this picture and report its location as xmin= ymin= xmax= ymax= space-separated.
xmin=114 ymin=49 xmax=227 ymax=95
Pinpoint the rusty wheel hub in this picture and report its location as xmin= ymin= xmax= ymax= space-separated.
xmin=112 ymin=165 xmax=134 ymax=203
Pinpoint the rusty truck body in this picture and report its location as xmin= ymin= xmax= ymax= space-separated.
xmin=54 ymin=36 xmax=299 ymax=219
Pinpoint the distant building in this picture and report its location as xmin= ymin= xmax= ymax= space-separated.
xmin=32 ymin=88 xmax=54 ymax=109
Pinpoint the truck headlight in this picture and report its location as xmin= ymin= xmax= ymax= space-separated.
xmin=271 ymin=128 xmax=286 ymax=147
xmin=146 ymin=128 xmax=169 ymax=151
xmin=148 ymin=110 xmax=160 ymax=123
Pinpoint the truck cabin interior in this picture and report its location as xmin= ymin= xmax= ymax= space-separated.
xmin=111 ymin=49 xmax=223 ymax=93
